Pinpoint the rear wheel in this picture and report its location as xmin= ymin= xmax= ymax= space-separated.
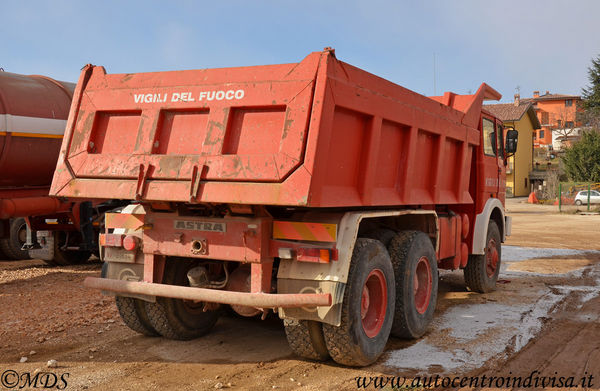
xmin=388 ymin=231 xmax=438 ymax=339
xmin=322 ymin=238 xmax=395 ymax=366
xmin=145 ymin=259 xmax=219 ymax=340
xmin=464 ymin=221 xmax=501 ymax=293
xmin=0 ymin=218 xmax=30 ymax=260
xmin=116 ymin=296 xmax=160 ymax=337
xmin=284 ymin=319 xmax=330 ymax=361
xmin=51 ymin=231 xmax=91 ymax=265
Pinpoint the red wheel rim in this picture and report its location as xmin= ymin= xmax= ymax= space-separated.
xmin=361 ymin=269 xmax=388 ymax=338
xmin=485 ymin=238 xmax=499 ymax=277
xmin=414 ymin=256 xmax=432 ymax=314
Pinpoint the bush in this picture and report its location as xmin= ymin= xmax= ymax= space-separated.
xmin=562 ymin=130 xmax=600 ymax=182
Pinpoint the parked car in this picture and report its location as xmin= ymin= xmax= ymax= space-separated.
xmin=574 ymin=190 xmax=600 ymax=205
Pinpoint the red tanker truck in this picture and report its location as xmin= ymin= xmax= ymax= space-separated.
xmin=0 ymin=71 xmax=119 ymax=264
xmin=50 ymin=49 xmax=517 ymax=366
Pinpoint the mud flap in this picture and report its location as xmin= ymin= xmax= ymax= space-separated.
xmin=277 ymin=278 xmax=345 ymax=326
xmin=103 ymin=261 xmax=155 ymax=302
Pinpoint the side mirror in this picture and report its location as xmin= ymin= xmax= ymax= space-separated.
xmin=505 ymin=129 xmax=518 ymax=155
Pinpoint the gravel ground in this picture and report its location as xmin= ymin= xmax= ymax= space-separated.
xmin=0 ymin=198 xmax=599 ymax=390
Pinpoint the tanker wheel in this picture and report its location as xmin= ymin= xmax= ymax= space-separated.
xmin=464 ymin=221 xmax=501 ymax=293
xmin=115 ymin=296 xmax=160 ymax=337
xmin=0 ymin=218 xmax=30 ymax=260
xmin=51 ymin=231 xmax=91 ymax=266
xmin=388 ymin=231 xmax=438 ymax=339
xmin=284 ymin=319 xmax=330 ymax=361
xmin=145 ymin=259 xmax=219 ymax=340
xmin=322 ymin=238 xmax=395 ymax=366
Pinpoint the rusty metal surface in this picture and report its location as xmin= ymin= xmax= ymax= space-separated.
xmin=0 ymin=71 xmax=75 ymax=218
xmin=83 ymin=276 xmax=332 ymax=308
xmin=0 ymin=72 xmax=74 ymax=188
xmin=50 ymin=50 xmax=501 ymax=208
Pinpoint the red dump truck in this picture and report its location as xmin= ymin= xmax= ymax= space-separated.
xmin=50 ymin=49 xmax=517 ymax=366
xmin=0 ymin=71 xmax=118 ymax=264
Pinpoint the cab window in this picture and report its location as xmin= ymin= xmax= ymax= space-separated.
xmin=496 ymin=123 xmax=504 ymax=157
xmin=483 ymin=118 xmax=496 ymax=156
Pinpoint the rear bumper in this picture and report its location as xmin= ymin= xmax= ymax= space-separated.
xmin=84 ymin=277 xmax=332 ymax=308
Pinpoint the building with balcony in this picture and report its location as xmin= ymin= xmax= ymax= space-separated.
xmin=519 ymin=91 xmax=582 ymax=148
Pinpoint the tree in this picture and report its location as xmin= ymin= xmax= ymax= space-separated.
xmin=562 ymin=130 xmax=600 ymax=182
xmin=581 ymin=55 xmax=600 ymax=127
xmin=552 ymin=105 xmax=580 ymax=148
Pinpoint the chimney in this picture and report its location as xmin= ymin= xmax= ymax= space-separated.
xmin=545 ymin=90 xmax=550 ymax=95
xmin=533 ymin=91 xmax=540 ymax=98
xmin=514 ymin=93 xmax=520 ymax=106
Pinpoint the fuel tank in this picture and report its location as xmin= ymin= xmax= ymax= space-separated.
xmin=0 ymin=71 xmax=75 ymax=188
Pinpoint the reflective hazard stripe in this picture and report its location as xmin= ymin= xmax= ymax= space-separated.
xmin=273 ymin=221 xmax=337 ymax=242
xmin=105 ymin=213 xmax=145 ymax=230
xmin=0 ymin=131 xmax=62 ymax=139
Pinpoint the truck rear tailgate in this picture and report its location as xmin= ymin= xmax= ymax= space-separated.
xmin=51 ymin=52 xmax=324 ymax=204
xmin=52 ymin=49 xmax=495 ymax=207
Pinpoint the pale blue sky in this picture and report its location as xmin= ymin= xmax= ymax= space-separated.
xmin=2 ymin=1 xmax=599 ymax=102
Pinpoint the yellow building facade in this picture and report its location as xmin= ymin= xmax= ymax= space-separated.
xmin=485 ymin=101 xmax=540 ymax=197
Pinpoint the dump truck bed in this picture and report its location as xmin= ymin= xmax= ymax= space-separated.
xmin=51 ymin=49 xmax=499 ymax=207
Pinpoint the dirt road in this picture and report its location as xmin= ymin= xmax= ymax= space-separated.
xmin=1 ymin=198 xmax=599 ymax=390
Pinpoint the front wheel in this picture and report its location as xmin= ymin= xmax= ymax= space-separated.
xmin=322 ymin=238 xmax=395 ymax=366
xmin=464 ymin=221 xmax=501 ymax=293
xmin=575 ymin=199 xmax=583 ymax=206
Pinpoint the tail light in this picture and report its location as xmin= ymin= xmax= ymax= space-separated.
xmin=122 ymin=235 xmax=138 ymax=251
xmin=99 ymin=233 xmax=138 ymax=251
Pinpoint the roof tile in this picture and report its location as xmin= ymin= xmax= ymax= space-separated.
xmin=484 ymin=102 xmax=530 ymax=121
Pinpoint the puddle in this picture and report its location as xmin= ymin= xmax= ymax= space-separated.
xmin=502 ymin=246 xmax=591 ymax=262
xmin=506 ymin=257 xmax=592 ymax=274
xmin=384 ymin=292 xmax=563 ymax=371
xmin=502 ymin=245 xmax=599 ymax=275
xmin=383 ymin=245 xmax=599 ymax=372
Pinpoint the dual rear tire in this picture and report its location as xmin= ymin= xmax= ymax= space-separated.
xmin=286 ymin=233 xmax=439 ymax=366
xmin=116 ymin=259 xmax=219 ymax=340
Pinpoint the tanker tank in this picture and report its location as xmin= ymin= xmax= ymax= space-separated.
xmin=0 ymin=70 xmax=74 ymax=259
